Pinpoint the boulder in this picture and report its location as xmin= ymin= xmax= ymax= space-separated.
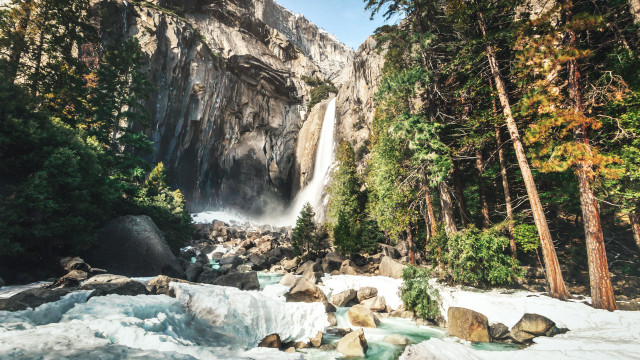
xmin=348 ymin=304 xmax=379 ymax=328
xmin=302 ymin=266 xmax=323 ymax=284
xmin=310 ymin=331 xmax=323 ymax=347
xmin=258 ymin=334 xmax=282 ymax=348
xmin=330 ymin=289 xmax=357 ymax=307
xmin=296 ymin=260 xmax=322 ymax=275
xmin=357 ymin=287 xmax=378 ymax=302
xmin=328 ymin=312 xmax=338 ymax=326
xmin=147 ymin=275 xmax=190 ymax=296
xmin=59 ymin=257 xmax=91 ymax=272
xmin=339 ymin=260 xmax=360 ymax=275
xmin=282 ymin=258 xmax=298 ymax=271
xmin=509 ymin=313 xmax=558 ymax=343
xmin=378 ymin=244 xmax=400 ymax=259
xmin=284 ymin=347 xmax=295 ymax=353
xmin=448 ymin=307 xmax=490 ymax=342
xmin=80 ymin=274 xmax=148 ymax=297
xmin=213 ymin=271 xmax=260 ymax=290
xmin=92 ymin=215 xmax=184 ymax=278
xmin=0 ymin=288 xmax=73 ymax=311
xmin=489 ymin=323 xmax=511 ymax=342
xmin=360 ymin=296 xmax=387 ymax=312
xmin=197 ymin=269 xmax=221 ymax=284
xmin=185 ymin=263 xmax=204 ymax=282
xmin=51 ymin=270 xmax=88 ymax=288
xmin=267 ymin=247 xmax=294 ymax=261
xmin=379 ymin=256 xmax=405 ymax=279
xmin=284 ymin=277 xmax=333 ymax=312
xmin=219 ymin=255 xmax=242 ymax=268
xmin=321 ymin=252 xmax=344 ymax=273
xmin=279 ymin=273 xmax=298 ymax=288
xmin=336 ymin=329 xmax=368 ymax=357
xmin=383 ymin=334 xmax=412 ymax=346
xmin=395 ymin=241 xmax=411 ymax=257
xmin=249 ymin=254 xmax=268 ymax=270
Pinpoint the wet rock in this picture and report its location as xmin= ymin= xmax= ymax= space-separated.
xmin=319 ymin=344 xmax=336 ymax=350
xmin=328 ymin=312 xmax=338 ymax=326
xmin=0 ymin=288 xmax=73 ymax=311
xmin=81 ymin=274 xmax=148 ymax=297
xmin=361 ymin=296 xmax=386 ymax=312
xmin=147 ymin=275 xmax=190 ymax=296
xmin=284 ymin=347 xmax=296 ymax=353
xmin=310 ymin=331 xmax=323 ymax=347
xmin=51 ymin=270 xmax=88 ymax=288
xmin=510 ymin=313 xmax=558 ymax=343
xmin=383 ymin=334 xmax=412 ymax=346
xmin=59 ymin=257 xmax=91 ymax=272
xmin=197 ymin=269 xmax=221 ymax=284
xmin=185 ymin=263 xmax=204 ymax=282
xmin=284 ymin=277 xmax=333 ymax=312
xmin=348 ymin=304 xmax=379 ymax=328
xmin=259 ymin=333 xmax=282 ymax=348
xmin=448 ymin=307 xmax=490 ymax=342
xmin=91 ymin=215 xmax=184 ymax=278
xmin=490 ymin=323 xmax=510 ymax=342
xmin=219 ymin=255 xmax=242 ymax=268
xmin=331 ymin=289 xmax=357 ymax=307
xmin=213 ymin=271 xmax=260 ymax=290
xmin=357 ymin=287 xmax=378 ymax=302
xmin=379 ymin=256 xmax=406 ymax=279
xmin=336 ymin=329 xmax=368 ymax=357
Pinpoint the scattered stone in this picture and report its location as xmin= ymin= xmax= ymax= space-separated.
xmin=379 ymin=244 xmax=400 ymax=259
xmin=490 ymin=323 xmax=511 ymax=342
xmin=379 ymin=256 xmax=405 ymax=279
xmin=219 ymin=255 xmax=242 ymax=268
xmin=0 ymin=288 xmax=73 ymax=311
xmin=361 ymin=296 xmax=387 ymax=312
xmin=510 ymin=313 xmax=558 ymax=343
xmin=383 ymin=334 xmax=412 ymax=346
xmin=197 ymin=269 xmax=221 ymax=284
xmin=328 ymin=312 xmax=338 ymax=326
xmin=321 ymin=252 xmax=344 ymax=273
xmin=302 ymin=266 xmax=323 ymax=284
xmin=92 ymin=215 xmax=184 ymax=278
xmin=295 ymin=260 xmax=322 ymax=275
xmin=279 ymin=273 xmax=298 ymax=288
xmin=237 ymin=264 xmax=253 ymax=273
xmin=147 ymin=275 xmax=190 ymax=296
xmin=51 ymin=270 xmax=88 ymax=288
xmin=348 ymin=304 xmax=380 ymax=328
xmin=282 ymin=258 xmax=298 ymax=271
xmin=339 ymin=260 xmax=360 ymax=275
xmin=336 ymin=329 xmax=368 ymax=357
xmin=357 ymin=287 xmax=378 ymax=302
xmin=258 ymin=334 xmax=282 ymax=348
xmin=310 ymin=331 xmax=323 ymax=347
xmin=285 ymin=277 xmax=334 ymax=312
xmin=330 ymin=289 xmax=357 ymax=307
xmin=185 ymin=263 xmax=204 ymax=282
xmin=81 ymin=274 xmax=148 ymax=297
xmin=213 ymin=271 xmax=260 ymax=290
xmin=59 ymin=257 xmax=91 ymax=272
xmin=448 ymin=307 xmax=490 ymax=342
xmin=249 ymin=254 xmax=268 ymax=270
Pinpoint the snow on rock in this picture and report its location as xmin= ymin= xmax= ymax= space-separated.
xmin=320 ymin=274 xmax=403 ymax=310
xmin=171 ymin=282 xmax=330 ymax=347
xmin=0 ymin=281 xmax=52 ymax=299
xmin=402 ymin=284 xmax=640 ymax=360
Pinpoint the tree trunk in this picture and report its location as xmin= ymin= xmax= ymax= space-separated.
xmin=629 ymin=212 xmax=640 ymax=252
xmin=407 ymin=224 xmax=415 ymax=265
xmin=7 ymin=0 xmax=34 ymax=82
xmin=453 ymin=162 xmax=470 ymax=228
xmin=438 ymin=181 xmax=458 ymax=235
xmin=425 ymin=188 xmax=438 ymax=236
xmin=496 ymin=126 xmax=517 ymax=258
xmin=476 ymin=149 xmax=490 ymax=229
xmin=478 ymin=13 xmax=570 ymax=300
xmin=566 ymin=9 xmax=617 ymax=310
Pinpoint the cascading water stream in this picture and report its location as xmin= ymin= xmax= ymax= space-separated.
xmin=266 ymin=97 xmax=338 ymax=226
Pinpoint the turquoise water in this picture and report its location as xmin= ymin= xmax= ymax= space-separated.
xmin=257 ymin=272 xmax=283 ymax=289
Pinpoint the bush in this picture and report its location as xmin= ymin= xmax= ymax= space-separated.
xmin=513 ymin=223 xmax=540 ymax=253
xmin=307 ymin=83 xmax=338 ymax=111
xmin=444 ymin=227 xmax=522 ymax=286
xmin=400 ymin=265 xmax=441 ymax=320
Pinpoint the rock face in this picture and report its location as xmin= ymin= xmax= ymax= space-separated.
xmin=336 ymin=329 xmax=368 ymax=357
xmin=101 ymin=0 xmax=353 ymax=214
xmin=348 ymin=304 xmax=380 ymax=328
xmin=379 ymin=256 xmax=406 ymax=279
xmin=509 ymin=313 xmax=558 ymax=343
xmin=447 ymin=307 xmax=490 ymax=343
xmin=92 ymin=215 xmax=184 ymax=278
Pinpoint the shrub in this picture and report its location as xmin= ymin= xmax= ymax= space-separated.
xmin=307 ymin=82 xmax=338 ymax=111
xmin=292 ymin=203 xmax=329 ymax=260
xmin=513 ymin=223 xmax=540 ymax=253
xmin=444 ymin=227 xmax=522 ymax=286
xmin=400 ymin=265 xmax=441 ymax=320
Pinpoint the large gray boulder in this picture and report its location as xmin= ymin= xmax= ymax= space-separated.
xmin=213 ymin=271 xmax=260 ymax=290
xmin=509 ymin=313 xmax=558 ymax=343
xmin=0 ymin=288 xmax=73 ymax=311
xmin=92 ymin=215 xmax=184 ymax=278
xmin=379 ymin=256 xmax=406 ymax=279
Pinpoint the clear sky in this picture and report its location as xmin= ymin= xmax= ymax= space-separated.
xmin=274 ymin=0 xmax=398 ymax=49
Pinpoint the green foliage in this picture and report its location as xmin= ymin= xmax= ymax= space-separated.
xmin=437 ymin=226 xmax=522 ymax=286
xmin=301 ymin=75 xmax=325 ymax=87
xmin=292 ymin=203 xmax=329 ymax=260
xmin=307 ymin=81 xmax=338 ymax=111
xmin=513 ymin=223 xmax=540 ymax=253
xmin=400 ymin=265 xmax=441 ymax=321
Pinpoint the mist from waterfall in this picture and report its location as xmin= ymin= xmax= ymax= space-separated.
xmin=265 ymin=97 xmax=337 ymax=226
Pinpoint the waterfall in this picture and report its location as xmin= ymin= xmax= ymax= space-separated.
xmin=271 ymin=97 xmax=337 ymax=226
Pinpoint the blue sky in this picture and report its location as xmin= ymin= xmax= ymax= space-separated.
xmin=275 ymin=0 xmax=398 ymax=49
